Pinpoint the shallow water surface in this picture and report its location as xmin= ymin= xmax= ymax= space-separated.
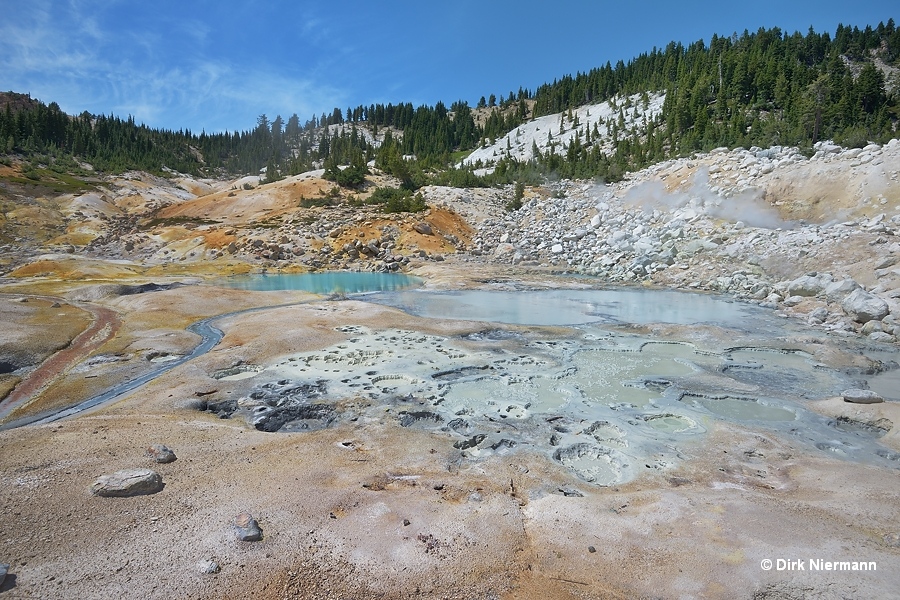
xmin=369 ymin=288 xmax=769 ymax=328
xmin=685 ymin=396 xmax=797 ymax=421
xmin=220 ymin=272 xmax=421 ymax=294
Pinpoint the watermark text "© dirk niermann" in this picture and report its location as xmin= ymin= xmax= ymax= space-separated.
xmin=760 ymin=558 xmax=877 ymax=572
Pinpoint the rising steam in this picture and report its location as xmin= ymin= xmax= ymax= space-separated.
xmin=621 ymin=168 xmax=791 ymax=230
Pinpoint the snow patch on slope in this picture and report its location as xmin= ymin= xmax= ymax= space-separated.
xmin=462 ymin=92 xmax=665 ymax=169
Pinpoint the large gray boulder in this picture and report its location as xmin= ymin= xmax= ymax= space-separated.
xmin=842 ymin=389 xmax=884 ymax=404
xmin=841 ymin=288 xmax=890 ymax=323
xmin=825 ymin=279 xmax=861 ymax=303
xmin=91 ymin=468 xmax=164 ymax=497
xmin=787 ymin=274 xmax=831 ymax=297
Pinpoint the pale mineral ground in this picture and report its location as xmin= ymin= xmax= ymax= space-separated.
xmin=1 ymin=136 xmax=899 ymax=599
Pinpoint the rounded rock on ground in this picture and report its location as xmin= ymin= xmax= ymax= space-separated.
xmin=841 ymin=288 xmax=889 ymax=324
xmin=787 ymin=274 xmax=830 ymax=297
xmin=782 ymin=295 xmax=804 ymax=307
xmin=413 ymin=222 xmax=433 ymax=235
xmin=233 ymin=512 xmax=263 ymax=542
xmin=146 ymin=443 xmax=177 ymax=464
xmin=824 ymin=279 xmax=861 ymax=304
xmin=869 ymin=331 xmax=896 ymax=343
xmin=808 ymin=307 xmax=829 ymax=324
xmin=0 ymin=563 xmax=8 ymax=586
xmin=842 ymin=389 xmax=885 ymax=404
xmin=90 ymin=468 xmax=164 ymax=497
xmin=860 ymin=320 xmax=884 ymax=336
xmin=197 ymin=559 xmax=221 ymax=574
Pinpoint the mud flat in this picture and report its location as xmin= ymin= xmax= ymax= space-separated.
xmin=201 ymin=289 xmax=897 ymax=486
xmin=0 ymin=274 xmax=897 ymax=599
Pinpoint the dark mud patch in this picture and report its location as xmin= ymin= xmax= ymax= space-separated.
xmin=431 ymin=365 xmax=492 ymax=381
xmin=254 ymin=403 xmax=336 ymax=433
xmin=453 ymin=434 xmax=487 ymax=450
xmin=0 ymin=362 xmax=17 ymax=375
xmin=461 ymin=329 xmax=527 ymax=343
xmin=117 ymin=282 xmax=184 ymax=296
xmin=830 ymin=415 xmax=891 ymax=439
xmin=202 ymin=398 xmax=238 ymax=419
xmin=399 ymin=410 xmax=444 ymax=428
xmin=876 ymin=449 xmax=900 ymax=462
xmin=199 ymin=379 xmax=334 ymax=432
xmin=211 ymin=364 xmax=262 ymax=380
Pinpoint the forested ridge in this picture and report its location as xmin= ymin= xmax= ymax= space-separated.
xmin=2 ymin=19 xmax=899 ymax=185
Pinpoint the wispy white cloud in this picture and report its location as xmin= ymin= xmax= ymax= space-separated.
xmin=98 ymin=60 xmax=347 ymax=132
xmin=1 ymin=0 xmax=114 ymax=83
xmin=0 ymin=1 xmax=348 ymax=132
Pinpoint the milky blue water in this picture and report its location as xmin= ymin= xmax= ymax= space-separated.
xmin=219 ymin=272 xmax=422 ymax=294
xmin=368 ymin=287 xmax=768 ymax=329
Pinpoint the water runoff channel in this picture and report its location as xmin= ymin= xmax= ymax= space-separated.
xmin=22 ymin=273 xmax=900 ymax=485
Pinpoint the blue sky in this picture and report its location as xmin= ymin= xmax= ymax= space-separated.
xmin=1 ymin=1 xmax=895 ymax=133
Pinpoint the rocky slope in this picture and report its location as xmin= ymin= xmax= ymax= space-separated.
xmin=470 ymin=138 xmax=900 ymax=344
xmin=3 ymin=135 xmax=900 ymax=346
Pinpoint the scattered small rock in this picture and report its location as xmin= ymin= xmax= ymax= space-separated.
xmin=91 ymin=468 xmax=164 ymax=497
xmin=807 ymin=307 xmax=828 ymax=324
xmin=146 ymin=443 xmax=177 ymax=464
xmin=413 ymin=222 xmax=433 ymax=235
xmin=197 ymin=559 xmax=221 ymax=574
xmin=782 ymin=295 xmax=804 ymax=307
xmin=842 ymin=389 xmax=885 ymax=404
xmin=667 ymin=477 xmax=692 ymax=487
xmin=588 ymin=546 xmax=597 ymax=553
xmin=233 ymin=512 xmax=263 ymax=542
xmin=0 ymin=563 xmax=8 ymax=587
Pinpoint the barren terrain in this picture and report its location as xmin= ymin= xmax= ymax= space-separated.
xmin=1 ymin=137 xmax=899 ymax=599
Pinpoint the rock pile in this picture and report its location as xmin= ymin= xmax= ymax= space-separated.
xmin=473 ymin=139 xmax=900 ymax=343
